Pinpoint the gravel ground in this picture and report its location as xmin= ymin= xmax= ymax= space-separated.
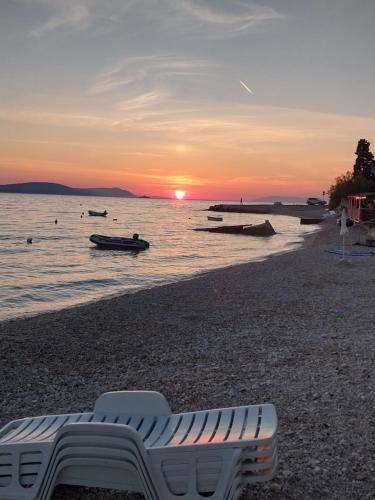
xmin=1 ymin=217 xmax=375 ymax=500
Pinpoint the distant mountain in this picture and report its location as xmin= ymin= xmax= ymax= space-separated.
xmin=253 ymin=195 xmax=309 ymax=203
xmin=80 ymin=187 xmax=135 ymax=198
xmin=0 ymin=182 xmax=136 ymax=198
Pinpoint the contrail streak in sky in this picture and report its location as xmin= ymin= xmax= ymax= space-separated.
xmin=239 ymin=80 xmax=253 ymax=95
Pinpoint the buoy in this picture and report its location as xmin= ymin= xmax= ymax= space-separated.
xmin=27 ymin=238 xmax=32 ymax=244
xmin=113 ymin=218 xmax=118 ymax=221
xmin=80 ymin=215 xmax=83 ymax=218
xmin=55 ymin=219 xmax=58 ymax=224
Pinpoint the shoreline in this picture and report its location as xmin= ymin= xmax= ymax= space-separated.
xmin=1 ymin=217 xmax=375 ymax=499
xmin=1 ymin=223 xmax=315 ymax=325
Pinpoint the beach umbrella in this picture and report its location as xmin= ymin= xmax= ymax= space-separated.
xmin=340 ymin=208 xmax=349 ymax=258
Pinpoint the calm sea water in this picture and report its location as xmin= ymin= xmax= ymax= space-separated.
xmin=0 ymin=193 xmax=317 ymax=321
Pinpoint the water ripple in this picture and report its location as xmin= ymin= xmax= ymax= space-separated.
xmin=0 ymin=193 xmax=314 ymax=321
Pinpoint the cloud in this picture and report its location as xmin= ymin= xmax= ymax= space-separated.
xmin=26 ymin=0 xmax=284 ymax=39
xmin=117 ymin=90 xmax=169 ymax=112
xmin=0 ymin=109 xmax=120 ymax=128
xmin=169 ymin=0 xmax=285 ymax=30
xmin=88 ymin=55 xmax=213 ymax=95
xmin=132 ymin=173 xmax=208 ymax=187
xmin=2 ymin=104 xmax=374 ymax=155
xmin=30 ymin=2 xmax=90 ymax=36
xmin=28 ymin=0 xmax=135 ymax=37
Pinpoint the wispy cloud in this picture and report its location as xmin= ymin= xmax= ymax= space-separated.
xmin=30 ymin=2 xmax=90 ymax=37
xmin=0 ymin=109 xmax=120 ymax=129
xmin=25 ymin=0 xmax=285 ymax=38
xmin=117 ymin=90 xmax=169 ymax=112
xmin=2 ymin=104 xmax=374 ymax=154
xmin=88 ymin=55 xmax=213 ymax=95
xmin=169 ymin=0 xmax=285 ymax=30
xmin=28 ymin=0 xmax=134 ymax=37
xmin=132 ymin=172 xmax=208 ymax=187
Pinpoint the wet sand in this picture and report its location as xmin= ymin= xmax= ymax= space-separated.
xmin=1 ymin=216 xmax=375 ymax=499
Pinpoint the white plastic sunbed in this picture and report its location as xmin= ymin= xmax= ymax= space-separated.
xmin=0 ymin=391 xmax=278 ymax=500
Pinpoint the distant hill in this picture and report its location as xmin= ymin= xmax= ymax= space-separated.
xmin=80 ymin=187 xmax=135 ymax=198
xmin=253 ymin=195 xmax=308 ymax=203
xmin=0 ymin=182 xmax=136 ymax=198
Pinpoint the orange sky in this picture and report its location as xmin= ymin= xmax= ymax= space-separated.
xmin=1 ymin=105 xmax=374 ymax=199
xmin=1 ymin=1 xmax=374 ymax=200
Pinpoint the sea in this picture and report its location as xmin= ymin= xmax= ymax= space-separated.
xmin=0 ymin=193 xmax=319 ymax=321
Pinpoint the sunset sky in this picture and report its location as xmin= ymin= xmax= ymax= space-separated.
xmin=0 ymin=0 xmax=374 ymax=200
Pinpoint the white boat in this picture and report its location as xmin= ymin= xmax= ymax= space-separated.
xmin=207 ymin=215 xmax=223 ymax=221
xmin=88 ymin=210 xmax=108 ymax=217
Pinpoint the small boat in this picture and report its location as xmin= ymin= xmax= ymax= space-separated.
xmin=88 ymin=210 xmax=108 ymax=217
xmin=89 ymin=234 xmax=150 ymax=251
xmin=207 ymin=215 xmax=223 ymax=221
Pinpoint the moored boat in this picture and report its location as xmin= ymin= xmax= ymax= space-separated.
xmin=207 ymin=216 xmax=223 ymax=221
xmin=89 ymin=234 xmax=149 ymax=250
xmin=88 ymin=210 xmax=108 ymax=217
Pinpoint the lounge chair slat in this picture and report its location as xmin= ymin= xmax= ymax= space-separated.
xmin=167 ymin=413 xmax=194 ymax=445
xmin=0 ymin=419 xmax=30 ymax=443
xmin=7 ymin=417 xmax=47 ymax=443
xmin=0 ymin=417 xmax=39 ymax=443
xmin=149 ymin=415 xmax=182 ymax=447
xmin=241 ymin=407 xmax=261 ymax=440
xmin=143 ymin=416 xmax=170 ymax=446
xmin=76 ymin=413 xmax=94 ymax=423
xmin=209 ymin=409 xmax=234 ymax=443
xmin=257 ymin=405 xmax=277 ymax=440
xmin=126 ymin=416 xmax=143 ymax=431
xmin=137 ymin=416 xmax=156 ymax=440
xmin=101 ymin=415 xmax=118 ymax=423
xmin=177 ymin=411 xmax=209 ymax=445
xmin=116 ymin=414 xmax=132 ymax=425
xmin=226 ymin=407 xmax=247 ymax=442
xmin=27 ymin=415 xmax=76 ymax=442
xmin=194 ymin=410 xmax=221 ymax=444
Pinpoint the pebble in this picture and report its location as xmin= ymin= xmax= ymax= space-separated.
xmin=1 ymin=217 xmax=375 ymax=499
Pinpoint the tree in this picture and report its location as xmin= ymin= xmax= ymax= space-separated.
xmin=353 ymin=138 xmax=375 ymax=180
xmin=328 ymin=138 xmax=375 ymax=209
xmin=328 ymin=171 xmax=375 ymax=209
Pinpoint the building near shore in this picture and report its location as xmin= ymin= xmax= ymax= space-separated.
xmin=346 ymin=193 xmax=375 ymax=224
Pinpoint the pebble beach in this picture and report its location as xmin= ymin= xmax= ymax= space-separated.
xmin=1 ymin=216 xmax=375 ymax=500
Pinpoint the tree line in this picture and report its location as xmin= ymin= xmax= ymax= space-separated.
xmin=329 ymin=139 xmax=375 ymax=209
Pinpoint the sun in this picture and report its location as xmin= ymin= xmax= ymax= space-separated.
xmin=175 ymin=190 xmax=185 ymax=200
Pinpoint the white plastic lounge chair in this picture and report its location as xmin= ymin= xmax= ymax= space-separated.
xmin=0 ymin=391 xmax=277 ymax=500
